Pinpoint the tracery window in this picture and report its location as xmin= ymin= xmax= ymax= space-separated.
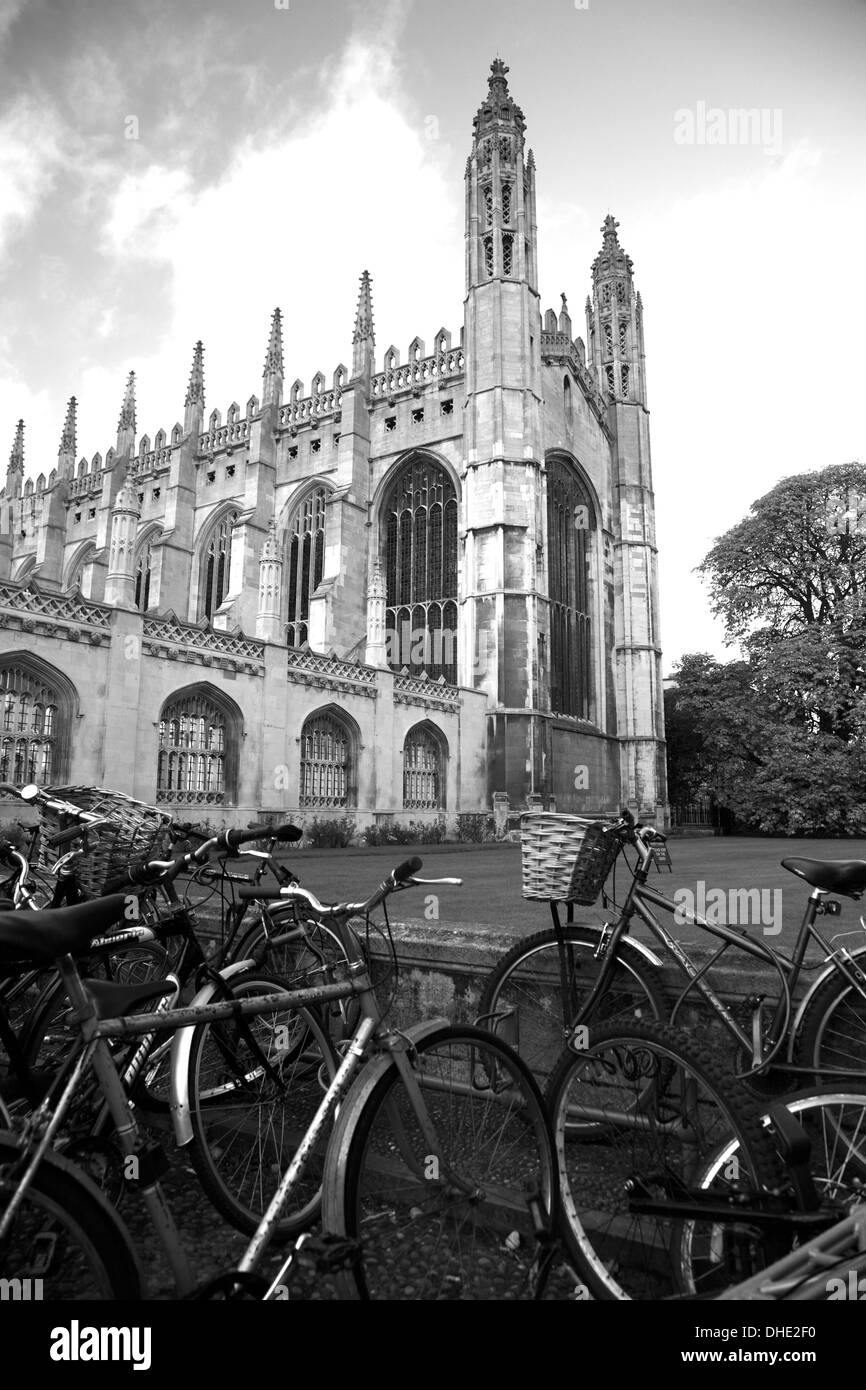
xmin=0 ymin=665 xmax=61 ymax=785
xmin=484 ymin=186 xmax=493 ymax=227
xmin=403 ymin=725 xmax=445 ymax=810
xmin=502 ymin=233 xmax=514 ymax=276
xmin=501 ymin=183 xmax=512 ymax=224
xmin=383 ymin=458 xmax=458 ymax=684
xmin=546 ymin=458 xmax=592 ymax=719
xmin=299 ymin=711 xmax=354 ymax=808
xmin=199 ymin=511 xmax=238 ymax=621
xmin=286 ymin=488 xmax=327 ymax=648
xmin=157 ymin=691 xmax=229 ymax=805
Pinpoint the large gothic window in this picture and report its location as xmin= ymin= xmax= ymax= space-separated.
xmin=157 ymin=689 xmax=236 ymax=805
xmin=383 ymin=458 xmax=458 ymax=684
xmin=199 ymin=511 xmax=238 ymax=621
xmin=403 ymin=724 xmax=445 ymax=810
xmin=0 ymin=660 xmax=73 ymax=785
xmin=546 ymin=457 xmax=592 ymax=719
xmin=299 ymin=710 xmax=354 ymax=808
xmin=286 ymin=488 xmax=326 ymax=648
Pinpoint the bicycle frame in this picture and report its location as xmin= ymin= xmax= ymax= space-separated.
xmin=570 ymin=834 xmax=866 ymax=1079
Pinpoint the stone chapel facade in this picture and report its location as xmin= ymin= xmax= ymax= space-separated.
xmin=0 ymin=59 xmax=667 ymax=832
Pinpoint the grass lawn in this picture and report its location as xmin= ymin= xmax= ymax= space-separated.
xmin=271 ymin=834 xmax=866 ymax=958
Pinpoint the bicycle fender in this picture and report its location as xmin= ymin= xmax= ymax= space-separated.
xmin=320 ymin=1018 xmax=451 ymax=1233
xmin=169 ymin=960 xmax=256 ymax=1147
xmin=617 ymin=936 xmax=664 ymax=970
xmin=789 ymin=946 xmax=866 ymax=1059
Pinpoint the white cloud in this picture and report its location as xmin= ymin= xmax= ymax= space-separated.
xmin=81 ymin=29 xmax=461 ymax=454
xmin=0 ymin=93 xmax=64 ymax=252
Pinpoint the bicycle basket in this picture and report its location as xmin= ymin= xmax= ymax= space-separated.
xmin=36 ymin=785 xmax=173 ymax=897
xmin=520 ymin=813 xmax=620 ymax=905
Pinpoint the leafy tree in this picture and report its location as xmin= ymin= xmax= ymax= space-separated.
xmin=699 ymin=461 xmax=866 ymax=641
xmin=668 ymin=651 xmax=866 ymax=835
xmin=668 ymin=463 xmax=866 ymax=834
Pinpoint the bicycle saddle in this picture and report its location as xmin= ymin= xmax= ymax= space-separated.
xmin=0 ymin=894 xmax=127 ymax=965
xmin=781 ymin=858 xmax=866 ymax=897
xmin=82 ymin=976 xmax=176 ymax=1019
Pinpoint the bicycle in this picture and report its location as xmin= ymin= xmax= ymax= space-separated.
xmin=0 ymin=854 xmax=559 ymax=1300
xmin=479 ymin=808 xmax=866 ymax=1089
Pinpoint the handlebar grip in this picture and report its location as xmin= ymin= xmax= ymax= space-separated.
xmin=219 ymin=822 xmax=303 ymax=853
xmin=393 ymin=856 xmax=422 ymax=884
xmin=46 ymin=822 xmax=103 ymax=849
xmin=103 ymin=860 xmax=160 ymax=893
xmin=271 ymin=823 xmax=303 ymax=843
xmin=236 ymin=885 xmax=289 ymax=902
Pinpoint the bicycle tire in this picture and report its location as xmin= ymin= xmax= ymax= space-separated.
xmin=186 ymin=974 xmax=338 ymax=1239
xmin=546 ymin=1019 xmax=784 ymax=1300
xmin=322 ymin=1023 xmax=557 ymax=1300
xmin=794 ymin=963 xmax=866 ymax=1077
xmin=0 ymin=1129 xmax=143 ymax=1299
xmin=477 ymin=925 xmax=667 ymax=1087
xmin=232 ymin=908 xmax=360 ymax=1040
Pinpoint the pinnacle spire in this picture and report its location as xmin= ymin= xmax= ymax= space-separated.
xmin=352 ymin=270 xmax=375 ymax=377
xmin=473 ymin=56 xmax=525 ymax=139
xmin=59 ymin=397 xmax=77 ymax=457
xmin=263 ymin=309 xmax=284 ymax=378
xmin=117 ymin=370 xmax=136 ymax=434
xmin=353 ymin=270 xmax=374 ymax=344
xmin=8 ymin=419 xmax=24 ymax=474
xmin=185 ymin=341 xmax=205 ymax=408
xmin=591 ymin=212 xmax=634 ymax=282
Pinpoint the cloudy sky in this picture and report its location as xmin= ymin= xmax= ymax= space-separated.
xmin=0 ymin=0 xmax=864 ymax=666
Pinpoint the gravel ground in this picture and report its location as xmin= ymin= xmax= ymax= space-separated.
xmin=120 ymin=1122 xmax=581 ymax=1302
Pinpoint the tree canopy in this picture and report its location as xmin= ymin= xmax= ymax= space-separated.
xmin=670 ymin=462 xmax=866 ymax=834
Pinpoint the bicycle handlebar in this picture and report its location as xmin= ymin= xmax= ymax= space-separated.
xmin=235 ymin=857 xmax=459 ymax=915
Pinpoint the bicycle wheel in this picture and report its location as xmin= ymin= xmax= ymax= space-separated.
xmin=477 ymin=926 xmax=666 ymax=1087
xmin=0 ymin=1130 xmax=143 ymax=1299
xmin=232 ymin=908 xmax=359 ymax=1040
xmin=186 ymin=974 xmax=338 ymax=1239
xmin=323 ymin=1023 xmax=557 ymax=1300
xmin=762 ymin=1086 xmax=866 ymax=1205
xmin=20 ymin=940 xmax=170 ymax=1075
xmin=546 ymin=1019 xmax=783 ymax=1300
xmin=794 ymin=965 xmax=866 ymax=1076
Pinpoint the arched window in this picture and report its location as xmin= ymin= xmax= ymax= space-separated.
xmin=199 ymin=511 xmax=238 ymax=621
xmin=383 ymin=458 xmax=458 ymax=684
xmin=157 ymin=688 xmax=237 ymax=805
xmin=134 ymin=533 xmax=157 ymax=612
xmin=546 ymin=457 xmax=592 ymax=719
xmin=0 ymin=659 xmax=73 ymax=784
xmin=299 ymin=710 xmax=354 ymax=808
xmin=403 ymin=724 xmax=446 ymax=810
xmin=286 ymin=488 xmax=327 ymax=648
xmin=563 ymin=377 xmax=573 ymax=431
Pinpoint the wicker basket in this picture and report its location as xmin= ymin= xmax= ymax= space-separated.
xmin=520 ymin=813 xmax=620 ymax=904
xmin=36 ymin=786 xmax=172 ymax=898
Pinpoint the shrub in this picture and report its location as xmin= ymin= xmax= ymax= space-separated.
xmin=414 ymin=816 xmax=449 ymax=844
xmin=362 ymin=822 xmax=392 ymax=847
xmin=455 ymin=812 xmax=490 ymax=843
xmin=303 ymin=816 xmax=356 ymax=849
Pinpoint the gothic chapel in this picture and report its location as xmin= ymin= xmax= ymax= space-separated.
xmin=0 ymin=60 xmax=667 ymax=830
